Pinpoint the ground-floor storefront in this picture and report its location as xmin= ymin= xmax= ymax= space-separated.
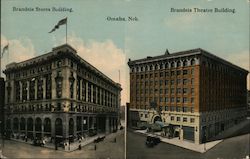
xmin=4 ymin=112 xmax=119 ymax=149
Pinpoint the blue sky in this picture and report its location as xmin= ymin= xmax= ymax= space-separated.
xmin=1 ymin=0 xmax=249 ymax=105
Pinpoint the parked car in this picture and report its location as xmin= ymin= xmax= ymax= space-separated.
xmin=94 ymin=136 xmax=105 ymax=143
xmin=145 ymin=136 xmax=161 ymax=147
xmin=33 ymin=139 xmax=45 ymax=146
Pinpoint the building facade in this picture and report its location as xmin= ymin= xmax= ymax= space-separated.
xmin=4 ymin=44 xmax=121 ymax=146
xmin=128 ymin=48 xmax=248 ymax=144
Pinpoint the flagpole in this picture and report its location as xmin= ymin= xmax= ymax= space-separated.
xmin=66 ymin=18 xmax=68 ymax=44
xmin=0 ymin=49 xmax=1 ymax=78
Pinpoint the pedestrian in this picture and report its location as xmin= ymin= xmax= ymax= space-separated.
xmin=78 ymin=144 xmax=81 ymax=150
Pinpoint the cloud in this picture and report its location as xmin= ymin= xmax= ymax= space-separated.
xmin=1 ymin=35 xmax=36 ymax=76
xmin=61 ymin=34 xmax=128 ymax=105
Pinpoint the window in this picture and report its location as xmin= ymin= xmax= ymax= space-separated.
xmin=177 ymin=70 xmax=181 ymax=75
xmin=160 ymin=80 xmax=163 ymax=86
xmin=183 ymin=107 xmax=189 ymax=112
xmin=160 ymin=97 xmax=163 ymax=102
xmin=190 ymin=118 xmax=195 ymax=123
xmin=165 ymin=97 xmax=169 ymax=102
xmin=177 ymin=117 xmax=180 ymax=121
xmin=140 ymin=114 xmax=143 ymax=117
xmin=165 ymin=72 xmax=169 ymax=77
xmin=165 ymin=89 xmax=169 ymax=94
xmin=57 ymin=60 xmax=62 ymax=67
xmin=170 ymin=106 xmax=175 ymax=111
xmin=171 ymin=71 xmax=175 ymax=76
xmin=171 ymin=97 xmax=175 ymax=103
xmin=171 ymin=80 xmax=175 ymax=85
xmin=183 ymin=79 xmax=188 ymax=85
xmin=183 ymin=70 xmax=188 ymax=75
xmin=191 ymin=68 xmax=195 ymax=75
xmin=177 ymin=79 xmax=181 ymax=85
xmin=176 ymin=97 xmax=181 ymax=103
xmin=191 ymin=107 xmax=194 ymax=113
xmin=160 ymin=89 xmax=163 ymax=94
xmin=155 ymin=73 xmax=158 ymax=77
xmin=171 ymin=88 xmax=175 ymax=94
xmin=160 ymin=72 xmax=163 ymax=77
xmin=165 ymin=80 xmax=169 ymax=85
xmin=165 ymin=106 xmax=169 ymax=111
xmin=191 ymin=88 xmax=194 ymax=95
xmin=183 ymin=97 xmax=188 ymax=103
xmin=171 ymin=116 xmax=174 ymax=121
xmin=183 ymin=88 xmax=188 ymax=94
xmin=176 ymin=106 xmax=181 ymax=112
xmin=177 ymin=88 xmax=181 ymax=94
xmin=191 ymin=97 xmax=194 ymax=103
xmin=191 ymin=78 xmax=194 ymax=85
xmin=145 ymin=114 xmax=148 ymax=118
xmin=183 ymin=117 xmax=187 ymax=122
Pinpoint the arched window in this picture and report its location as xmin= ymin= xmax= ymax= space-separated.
xmin=27 ymin=118 xmax=33 ymax=131
xmin=44 ymin=118 xmax=51 ymax=132
xmin=35 ymin=118 xmax=42 ymax=131
xmin=20 ymin=118 xmax=25 ymax=130
xmin=55 ymin=118 xmax=63 ymax=136
xmin=69 ymin=118 xmax=74 ymax=136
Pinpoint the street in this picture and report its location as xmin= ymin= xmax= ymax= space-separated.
xmin=127 ymin=121 xmax=250 ymax=159
xmin=1 ymin=129 xmax=125 ymax=159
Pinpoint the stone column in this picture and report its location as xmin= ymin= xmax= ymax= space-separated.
xmin=74 ymin=116 xmax=77 ymax=137
xmin=27 ymin=81 xmax=30 ymax=101
xmin=19 ymin=81 xmax=22 ymax=101
xmin=86 ymin=82 xmax=88 ymax=102
xmin=96 ymin=86 xmax=98 ymax=104
xmin=33 ymin=117 xmax=35 ymax=139
xmin=43 ymin=77 xmax=46 ymax=99
xmin=41 ymin=119 xmax=44 ymax=138
xmin=105 ymin=116 xmax=110 ymax=134
xmin=100 ymin=89 xmax=102 ymax=105
xmin=79 ymin=79 xmax=82 ymax=100
xmin=34 ymin=79 xmax=38 ymax=100
xmin=25 ymin=118 xmax=28 ymax=136
xmin=87 ymin=116 xmax=90 ymax=130
xmin=91 ymin=84 xmax=93 ymax=103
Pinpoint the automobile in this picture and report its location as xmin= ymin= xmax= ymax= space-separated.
xmin=145 ymin=136 xmax=161 ymax=147
xmin=33 ymin=139 xmax=45 ymax=146
xmin=94 ymin=136 xmax=105 ymax=143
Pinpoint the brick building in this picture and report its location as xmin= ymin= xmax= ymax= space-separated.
xmin=3 ymin=44 xmax=121 ymax=147
xmin=128 ymin=48 xmax=248 ymax=144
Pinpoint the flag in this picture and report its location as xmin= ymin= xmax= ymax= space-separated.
xmin=49 ymin=17 xmax=67 ymax=33
xmin=1 ymin=44 xmax=8 ymax=58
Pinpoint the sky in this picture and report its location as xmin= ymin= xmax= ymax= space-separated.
xmin=1 ymin=0 xmax=249 ymax=105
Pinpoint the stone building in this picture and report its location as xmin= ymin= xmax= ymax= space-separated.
xmin=128 ymin=48 xmax=248 ymax=144
xmin=3 ymin=44 xmax=121 ymax=146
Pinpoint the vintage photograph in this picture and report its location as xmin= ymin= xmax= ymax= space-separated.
xmin=0 ymin=0 xmax=249 ymax=159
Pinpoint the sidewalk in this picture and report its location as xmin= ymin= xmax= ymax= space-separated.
xmin=134 ymin=129 xmax=222 ymax=153
xmin=8 ymin=129 xmax=124 ymax=152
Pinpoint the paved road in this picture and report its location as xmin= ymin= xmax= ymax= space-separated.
xmin=127 ymin=122 xmax=250 ymax=159
xmin=1 ymin=130 xmax=125 ymax=159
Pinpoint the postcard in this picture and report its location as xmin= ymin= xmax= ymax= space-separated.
xmin=0 ymin=0 xmax=249 ymax=159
